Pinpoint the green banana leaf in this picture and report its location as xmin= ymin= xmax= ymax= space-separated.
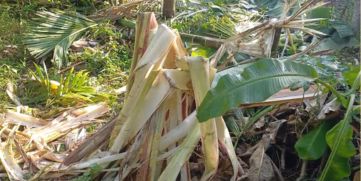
xmin=197 ymin=59 xmax=318 ymax=122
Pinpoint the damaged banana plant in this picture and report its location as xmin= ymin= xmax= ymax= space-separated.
xmin=61 ymin=12 xmax=241 ymax=181
xmin=0 ymin=1 xmax=334 ymax=181
xmin=2 ymin=0 xmax=326 ymax=179
xmin=88 ymin=10 xmax=317 ymax=180
xmin=64 ymin=0 xmax=325 ymax=178
xmin=215 ymin=0 xmax=327 ymax=65
xmin=105 ymin=12 xmax=238 ymax=180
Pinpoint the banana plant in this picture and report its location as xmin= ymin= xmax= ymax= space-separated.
xmin=197 ymin=59 xmax=319 ymax=122
xmin=195 ymin=56 xmax=359 ymax=181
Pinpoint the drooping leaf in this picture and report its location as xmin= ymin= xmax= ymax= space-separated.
xmin=24 ymin=11 xmax=97 ymax=69
xmin=248 ymin=143 xmax=281 ymax=181
xmin=197 ymin=59 xmax=318 ymax=122
xmin=295 ymin=121 xmax=333 ymax=160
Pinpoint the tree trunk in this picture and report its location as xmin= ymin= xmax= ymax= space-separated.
xmin=163 ymin=0 xmax=176 ymax=18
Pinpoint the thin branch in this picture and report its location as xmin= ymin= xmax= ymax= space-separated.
xmin=180 ymin=33 xmax=225 ymax=48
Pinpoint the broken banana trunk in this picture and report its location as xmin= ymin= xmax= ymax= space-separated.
xmin=107 ymin=13 xmax=241 ymax=181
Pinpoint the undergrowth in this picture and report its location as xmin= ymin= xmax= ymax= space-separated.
xmin=0 ymin=4 xmax=131 ymax=114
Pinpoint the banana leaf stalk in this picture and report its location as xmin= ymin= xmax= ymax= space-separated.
xmin=0 ymin=142 xmax=26 ymax=181
xmin=176 ymin=90 xmax=193 ymax=181
xmin=62 ymin=120 xmax=116 ymax=166
xmin=215 ymin=117 xmax=243 ymax=178
xmin=134 ymin=91 xmax=178 ymax=181
xmin=187 ymin=56 xmax=219 ymax=180
xmin=68 ymin=152 xmax=126 ymax=170
xmin=109 ymin=25 xmax=187 ymax=153
xmin=109 ymin=12 xmax=158 ymax=145
xmin=127 ymin=12 xmax=158 ymax=93
xmin=159 ymin=111 xmax=197 ymax=151
xmin=26 ymin=103 xmax=109 ymax=147
xmin=158 ymin=124 xmax=201 ymax=181
xmin=103 ymin=22 xmax=191 ymax=180
xmin=145 ymin=104 xmax=167 ymax=180
xmin=4 ymin=111 xmax=48 ymax=127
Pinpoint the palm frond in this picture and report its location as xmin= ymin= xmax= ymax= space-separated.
xmin=24 ymin=11 xmax=97 ymax=69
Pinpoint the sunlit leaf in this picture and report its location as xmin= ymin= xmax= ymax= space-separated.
xmin=197 ymin=59 xmax=318 ymax=122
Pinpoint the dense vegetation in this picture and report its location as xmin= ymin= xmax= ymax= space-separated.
xmin=0 ymin=0 xmax=359 ymax=180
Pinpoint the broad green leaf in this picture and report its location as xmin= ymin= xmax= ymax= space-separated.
xmin=319 ymin=95 xmax=356 ymax=181
xmin=319 ymin=155 xmax=351 ymax=181
xmin=197 ymin=59 xmax=318 ymax=122
xmin=328 ymin=156 xmax=351 ymax=180
xmin=211 ymin=63 xmax=253 ymax=88
xmin=295 ymin=121 xmax=333 ymax=160
xmin=24 ymin=11 xmax=97 ymax=69
xmin=326 ymin=119 xmax=356 ymax=158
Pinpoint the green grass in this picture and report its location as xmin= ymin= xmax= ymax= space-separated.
xmin=0 ymin=59 xmax=27 ymax=111
xmin=69 ymin=22 xmax=132 ymax=91
xmin=0 ymin=8 xmax=28 ymax=112
xmin=0 ymin=8 xmax=131 ymax=114
xmin=171 ymin=11 xmax=236 ymax=38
